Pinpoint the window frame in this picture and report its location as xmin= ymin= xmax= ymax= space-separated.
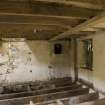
xmin=80 ymin=39 xmax=93 ymax=70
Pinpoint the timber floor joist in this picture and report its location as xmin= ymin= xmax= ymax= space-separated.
xmin=0 ymin=77 xmax=99 ymax=105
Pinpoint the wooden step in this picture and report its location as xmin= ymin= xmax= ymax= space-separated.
xmin=0 ymin=88 xmax=89 ymax=105
xmin=0 ymin=84 xmax=81 ymax=100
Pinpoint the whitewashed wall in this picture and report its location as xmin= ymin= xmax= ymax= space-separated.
xmin=77 ymin=31 xmax=105 ymax=93
xmin=50 ymin=40 xmax=72 ymax=78
xmin=0 ymin=40 xmax=71 ymax=85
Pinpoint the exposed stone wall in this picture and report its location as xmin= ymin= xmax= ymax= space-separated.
xmin=0 ymin=40 xmax=71 ymax=85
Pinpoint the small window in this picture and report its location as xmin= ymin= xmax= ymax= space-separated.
xmin=81 ymin=39 xmax=93 ymax=70
xmin=54 ymin=43 xmax=62 ymax=54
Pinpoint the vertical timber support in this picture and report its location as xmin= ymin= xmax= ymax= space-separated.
xmin=73 ymin=38 xmax=78 ymax=82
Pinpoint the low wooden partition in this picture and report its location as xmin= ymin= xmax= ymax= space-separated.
xmin=0 ymin=83 xmax=81 ymax=100
xmin=0 ymin=88 xmax=89 ymax=105
xmin=77 ymin=98 xmax=105 ymax=105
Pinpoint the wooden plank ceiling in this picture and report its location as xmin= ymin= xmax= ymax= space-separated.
xmin=0 ymin=0 xmax=105 ymax=40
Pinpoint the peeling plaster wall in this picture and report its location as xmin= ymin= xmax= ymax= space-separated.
xmin=0 ymin=40 xmax=71 ymax=85
xmin=77 ymin=31 xmax=105 ymax=93
xmin=50 ymin=40 xmax=72 ymax=78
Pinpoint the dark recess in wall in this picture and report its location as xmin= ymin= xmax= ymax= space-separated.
xmin=54 ymin=43 xmax=62 ymax=54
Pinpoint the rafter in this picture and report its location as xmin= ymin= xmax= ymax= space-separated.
xmin=0 ymin=1 xmax=101 ymax=20
xmin=35 ymin=0 xmax=105 ymax=10
xmin=0 ymin=22 xmax=70 ymax=30
xmin=0 ymin=13 xmax=88 ymax=20
xmin=0 ymin=0 xmax=104 ymax=40
xmin=0 ymin=13 xmax=83 ymax=29
xmin=50 ymin=12 xmax=105 ymax=40
xmin=2 ymin=0 xmax=104 ymax=10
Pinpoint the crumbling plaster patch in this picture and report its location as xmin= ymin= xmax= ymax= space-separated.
xmin=0 ymin=40 xmax=71 ymax=85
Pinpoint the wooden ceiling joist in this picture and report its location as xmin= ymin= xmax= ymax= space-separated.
xmin=0 ymin=0 xmax=104 ymax=40
xmin=35 ymin=0 xmax=105 ymax=10
xmin=50 ymin=12 xmax=105 ymax=40
xmin=0 ymin=22 xmax=70 ymax=30
xmin=2 ymin=0 xmax=105 ymax=10
xmin=0 ymin=13 xmax=88 ymax=20
xmin=0 ymin=13 xmax=83 ymax=28
xmin=0 ymin=1 xmax=101 ymax=19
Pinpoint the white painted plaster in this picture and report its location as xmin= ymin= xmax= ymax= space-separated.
xmin=0 ymin=40 xmax=71 ymax=85
xmin=77 ymin=31 xmax=105 ymax=93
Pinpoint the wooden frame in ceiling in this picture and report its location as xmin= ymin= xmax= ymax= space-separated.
xmin=0 ymin=0 xmax=104 ymax=40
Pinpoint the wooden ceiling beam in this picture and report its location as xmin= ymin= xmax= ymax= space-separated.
xmin=0 ymin=22 xmax=70 ymax=30
xmin=0 ymin=0 xmax=104 ymax=40
xmin=0 ymin=31 xmax=58 ymax=40
xmin=0 ymin=13 xmax=88 ymax=20
xmin=2 ymin=0 xmax=105 ymax=10
xmin=0 ymin=1 xmax=101 ymax=19
xmin=50 ymin=12 xmax=105 ymax=40
xmin=34 ymin=0 xmax=105 ymax=10
xmin=0 ymin=13 xmax=83 ymax=28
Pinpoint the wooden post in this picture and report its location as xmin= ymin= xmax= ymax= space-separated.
xmin=73 ymin=38 xmax=78 ymax=81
